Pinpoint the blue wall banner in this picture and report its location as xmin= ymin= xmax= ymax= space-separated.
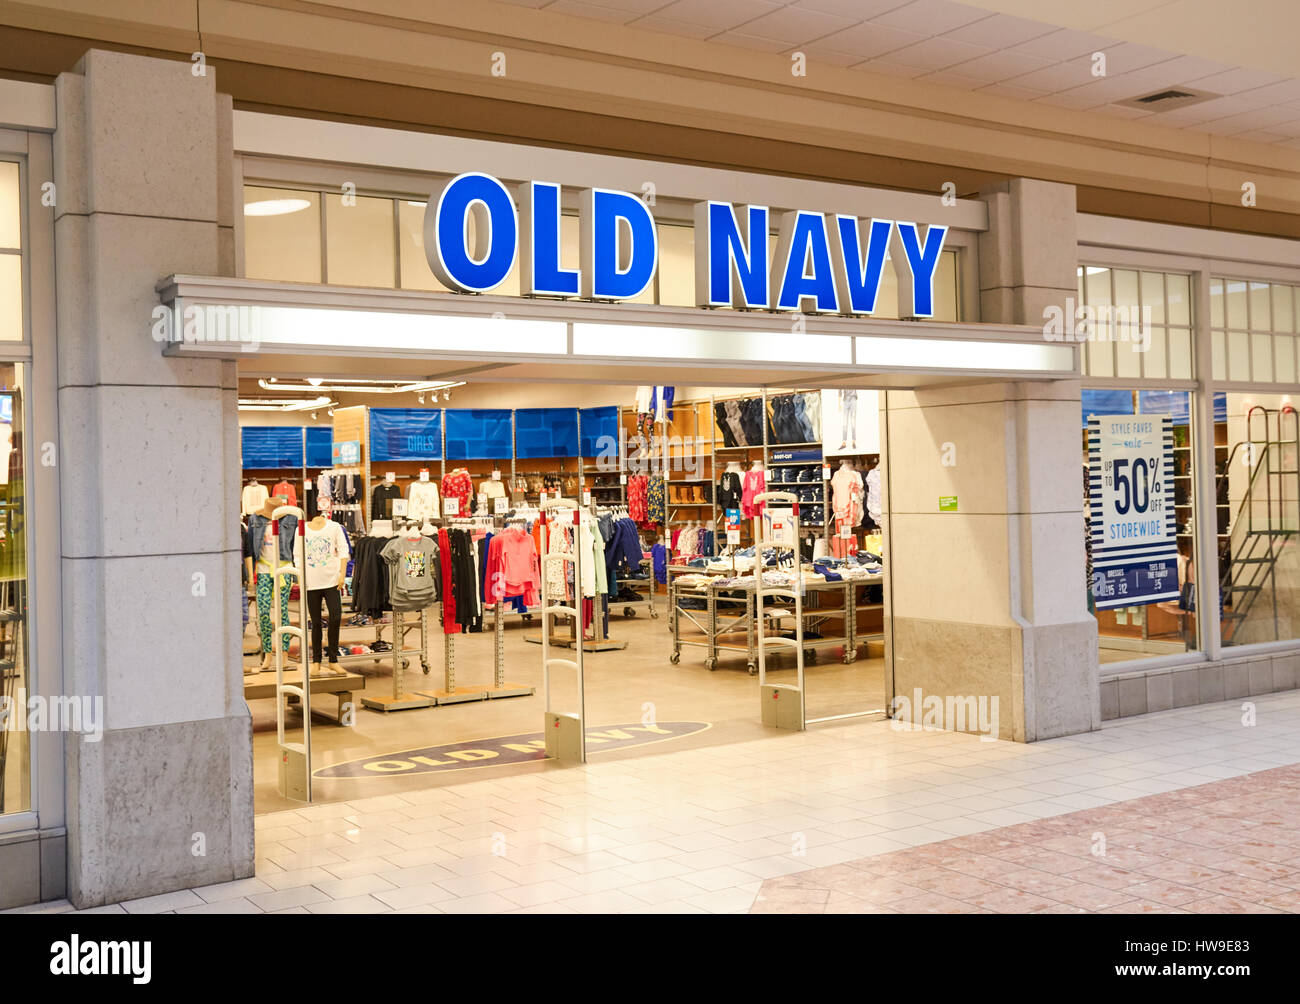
xmin=579 ymin=406 xmax=619 ymax=458
xmin=516 ymin=407 xmax=579 ymax=458
xmin=445 ymin=408 xmax=513 ymax=460
xmin=241 ymin=426 xmax=304 ymax=469
xmin=304 ymin=426 xmax=333 ymax=468
xmin=1088 ymin=413 xmax=1179 ymax=609
xmin=369 ymin=408 xmax=443 ymax=462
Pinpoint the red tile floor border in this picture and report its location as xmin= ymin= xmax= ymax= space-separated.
xmin=750 ymin=765 xmax=1300 ymax=914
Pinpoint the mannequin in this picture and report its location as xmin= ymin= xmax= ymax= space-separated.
xmin=246 ymin=495 xmax=293 ymax=671
xmin=830 ymin=460 xmax=864 ymax=558
xmin=863 ymin=457 xmax=882 ymax=529
xmin=303 ymin=513 xmax=348 ymax=677
xmin=742 ymin=461 xmax=766 ymax=518
xmin=717 ymin=462 xmax=743 ymax=512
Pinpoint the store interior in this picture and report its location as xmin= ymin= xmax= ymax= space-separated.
xmin=239 ymin=376 xmax=889 ymax=811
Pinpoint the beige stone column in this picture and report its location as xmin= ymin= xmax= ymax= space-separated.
xmin=53 ymin=50 xmax=250 ymax=906
xmin=883 ymin=381 xmax=1100 ymax=742
xmin=882 ymin=178 xmax=1097 ymax=742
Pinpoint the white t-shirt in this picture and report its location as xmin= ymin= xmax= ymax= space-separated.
xmin=298 ymin=519 xmax=349 ymax=591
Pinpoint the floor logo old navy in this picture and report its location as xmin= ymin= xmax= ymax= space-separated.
xmin=314 ymin=721 xmax=712 ymax=779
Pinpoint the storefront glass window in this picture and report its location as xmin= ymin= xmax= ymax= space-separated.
xmin=243 ymin=186 xmax=321 ymax=284
xmin=1210 ymin=277 xmax=1300 ymax=384
xmin=0 ymin=362 xmax=28 ymax=814
xmin=325 ymin=193 xmax=395 ymax=288
xmin=1219 ymin=391 xmax=1300 ymax=646
xmin=1084 ymin=388 xmax=1201 ymax=668
xmin=1078 ymin=266 xmax=1194 ymax=380
xmin=0 ymin=162 xmax=19 ymax=342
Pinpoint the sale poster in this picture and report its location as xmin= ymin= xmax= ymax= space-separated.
xmin=1087 ymin=413 xmax=1179 ymax=609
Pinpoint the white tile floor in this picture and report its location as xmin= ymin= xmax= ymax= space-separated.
xmin=16 ymin=689 xmax=1300 ymax=914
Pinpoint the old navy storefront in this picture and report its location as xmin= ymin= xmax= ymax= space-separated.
xmin=6 ymin=52 xmax=1300 ymax=908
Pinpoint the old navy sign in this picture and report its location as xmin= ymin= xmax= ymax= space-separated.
xmin=424 ymin=173 xmax=948 ymax=317
xmin=314 ymin=721 xmax=712 ymax=779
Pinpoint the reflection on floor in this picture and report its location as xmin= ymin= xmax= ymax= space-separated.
xmin=246 ymin=608 xmax=886 ymax=813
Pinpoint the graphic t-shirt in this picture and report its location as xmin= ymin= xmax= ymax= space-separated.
xmin=301 ymin=519 xmax=349 ymax=591
xmin=381 ymin=534 xmax=440 ymax=611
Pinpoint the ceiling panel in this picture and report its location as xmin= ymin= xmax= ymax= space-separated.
xmin=500 ymin=0 xmax=1300 ymax=147
xmin=872 ymin=0 xmax=991 ymax=36
xmin=738 ymin=5 xmax=860 ymax=44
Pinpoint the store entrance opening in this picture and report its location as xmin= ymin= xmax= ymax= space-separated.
xmin=239 ymin=376 xmax=889 ymax=812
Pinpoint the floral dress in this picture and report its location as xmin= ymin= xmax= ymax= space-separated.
xmin=647 ymin=475 xmax=666 ymax=524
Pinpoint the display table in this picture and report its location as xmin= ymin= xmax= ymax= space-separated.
xmin=667 ymin=565 xmax=885 ymax=673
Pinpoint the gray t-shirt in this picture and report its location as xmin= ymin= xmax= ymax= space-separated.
xmin=381 ymin=534 xmax=439 ymax=611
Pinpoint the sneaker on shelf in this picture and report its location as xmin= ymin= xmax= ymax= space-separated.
xmin=347 ymin=614 xmax=371 ymax=627
xmin=371 ymin=640 xmax=392 ymax=652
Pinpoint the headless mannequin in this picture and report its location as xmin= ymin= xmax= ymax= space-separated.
xmin=247 ymin=496 xmax=289 ymax=671
xmin=726 ymin=461 xmax=743 ymax=474
xmin=308 ymin=514 xmax=347 ymax=678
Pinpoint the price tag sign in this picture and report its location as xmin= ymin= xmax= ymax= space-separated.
xmin=540 ymin=491 xmax=549 ymax=505
xmin=493 ymin=496 xmax=508 ymax=514
xmin=839 ymin=526 xmax=852 ymax=539
xmin=821 ymin=466 xmax=830 ymax=480
xmin=476 ymin=493 xmax=488 ymax=513
xmin=491 ymin=469 xmax=502 ymax=481
xmin=443 ymin=498 xmax=459 ymax=516
xmin=620 ymin=473 xmax=628 ymax=485
xmin=582 ymin=491 xmax=592 ymax=505
xmin=419 ymin=470 xmax=430 ymax=482
xmin=727 ymin=529 xmax=740 ymax=546
xmin=385 ymin=471 xmax=396 ymax=483
xmin=392 ymin=499 xmax=408 ymax=517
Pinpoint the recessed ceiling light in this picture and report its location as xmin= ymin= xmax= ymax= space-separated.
xmin=307 ymin=377 xmax=323 ymax=386
xmin=245 ymin=198 xmax=312 ymax=217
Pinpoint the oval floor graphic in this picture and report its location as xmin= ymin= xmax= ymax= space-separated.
xmin=313 ymin=721 xmax=712 ymax=779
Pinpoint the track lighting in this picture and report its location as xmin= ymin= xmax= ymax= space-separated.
xmin=310 ymin=411 xmax=318 ymax=420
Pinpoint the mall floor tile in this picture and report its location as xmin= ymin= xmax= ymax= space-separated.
xmin=23 ymin=688 xmax=1300 ymax=914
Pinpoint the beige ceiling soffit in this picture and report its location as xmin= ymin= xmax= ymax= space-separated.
xmin=0 ymin=0 xmax=201 ymax=51
xmin=198 ymin=1 xmax=1222 ymax=158
xmin=7 ymin=0 xmax=1298 ymax=210
xmin=6 ymin=0 xmax=1224 ymax=162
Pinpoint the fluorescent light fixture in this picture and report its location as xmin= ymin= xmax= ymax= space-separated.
xmin=854 ymin=335 xmax=1075 ymax=372
xmin=572 ymin=322 xmax=852 ymax=365
xmin=256 ymin=378 xmax=467 ymax=395
xmin=238 ymin=395 xmax=336 ymax=412
xmin=201 ymin=306 xmax=566 ymax=355
xmin=406 ymin=201 xmax=428 ymax=208
xmin=245 ymin=198 xmax=312 ymax=217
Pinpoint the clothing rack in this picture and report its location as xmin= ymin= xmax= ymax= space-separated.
xmin=525 ymin=502 xmax=626 ymax=652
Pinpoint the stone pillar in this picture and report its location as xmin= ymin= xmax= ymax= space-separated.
xmin=53 ymin=50 xmax=250 ymax=907
xmin=883 ymin=179 xmax=1096 ymax=741
xmin=883 ymin=381 xmax=1100 ymax=742
xmin=978 ymin=177 xmax=1077 ymax=327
